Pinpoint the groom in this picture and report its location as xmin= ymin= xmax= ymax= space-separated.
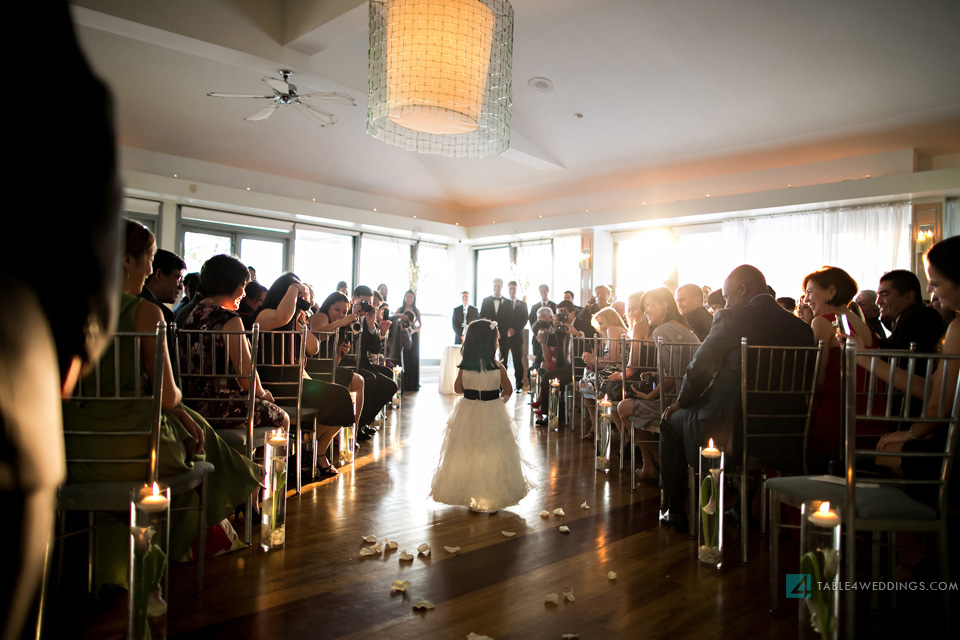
xmin=479 ymin=278 xmax=514 ymax=363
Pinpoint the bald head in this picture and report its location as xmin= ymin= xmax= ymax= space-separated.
xmin=675 ymin=284 xmax=704 ymax=315
xmin=722 ymin=265 xmax=768 ymax=309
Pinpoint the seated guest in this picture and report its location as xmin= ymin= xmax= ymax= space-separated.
xmin=534 ymin=300 xmax=584 ymax=426
xmin=796 ymin=295 xmax=814 ymax=324
xmin=180 ymin=255 xmax=290 ymax=434
xmin=617 ymin=288 xmax=699 ymax=481
xmin=173 ymin=271 xmax=200 ymax=317
xmin=706 ymin=289 xmax=725 ymax=314
xmin=803 ymin=266 xmax=884 ymax=469
xmin=611 ymin=300 xmax=627 ymax=325
xmin=254 ymin=274 xmax=355 ymax=476
xmin=776 ymin=296 xmax=796 ymax=313
xmin=247 ymin=265 xmax=257 ymax=281
xmin=659 ymin=265 xmax=814 ymax=532
xmin=64 ymin=223 xmax=263 ymax=586
xmin=875 ymin=269 xmax=946 ymax=355
xmin=139 ymin=249 xmax=185 ymax=325
xmin=854 ymin=289 xmax=885 ymax=337
xmin=452 ymin=290 xmax=479 ymax=344
xmin=309 ymin=291 xmax=367 ymax=433
xmin=238 ymin=280 xmax=267 ymax=329
xmin=530 ymin=306 xmax=554 ymax=373
xmin=352 ymin=285 xmax=399 ymax=435
xmin=580 ymin=307 xmax=630 ymax=438
xmin=675 ymin=284 xmax=713 ymax=341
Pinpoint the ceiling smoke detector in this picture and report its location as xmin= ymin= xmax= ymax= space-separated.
xmin=528 ymin=77 xmax=554 ymax=92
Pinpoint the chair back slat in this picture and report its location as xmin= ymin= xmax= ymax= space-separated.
xmin=306 ymin=329 xmax=338 ymax=383
xmin=654 ymin=338 xmax=700 ymax=416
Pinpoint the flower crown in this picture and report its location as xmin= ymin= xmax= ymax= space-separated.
xmin=488 ymin=321 xmax=498 ymax=330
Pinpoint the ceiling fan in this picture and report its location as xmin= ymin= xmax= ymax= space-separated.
xmin=208 ymin=70 xmax=355 ymax=127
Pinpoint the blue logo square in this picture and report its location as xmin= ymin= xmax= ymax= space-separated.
xmin=786 ymin=573 xmax=811 ymax=599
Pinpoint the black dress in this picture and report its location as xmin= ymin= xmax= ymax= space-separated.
xmin=400 ymin=308 xmax=421 ymax=392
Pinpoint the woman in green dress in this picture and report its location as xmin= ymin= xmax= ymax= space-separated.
xmin=63 ymin=220 xmax=263 ymax=588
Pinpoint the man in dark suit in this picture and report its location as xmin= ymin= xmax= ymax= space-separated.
xmin=139 ymin=249 xmax=185 ymax=325
xmin=480 ymin=278 xmax=514 ymax=364
xmin=528 ymin=283 xmax=557 ymax=326
xmin=675 ymin=283 xmax=714 ymax=341
xmin=658 ymin=265 xmax=815 ymax=532
xmin=505 ymin=281 xmax=528 ymax=390
xmin=452 ymin=290 xmax=479 ymax=344
xmin=876 ymin=270 xmax=945 ymax=358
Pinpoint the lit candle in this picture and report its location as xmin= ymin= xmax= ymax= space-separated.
xmin=267 ymin=429 xmax=287 ymax=447
xmin=393 ymin=366 xmax=402 ymax=376
xmin=599 ymin=394 xmax=611 ymax=408
xmin=807 ymin=501 xmax=840 ymax=528
xmin=550 ymin=378 xmax=560 ymax=387
xmin=701 ymin=438 xmax=721 ymax=459
xmin=137 ymin=482 xmax=168 ymax=512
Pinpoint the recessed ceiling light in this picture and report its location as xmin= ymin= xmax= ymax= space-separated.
xmin=575 ymin=113 xmax=583 ymax=119
xmin=865 ymin=174 xmax=871 ymax=178
xmin=455 ymin=222 xmax=460 ymax=226
xmin=538 ymin=215 xmax=542 ymax=218
xmin=706 ymin=194 xmax=710 ymax=197
xmin=528 ymin=77 xmax=553 ymax=92
xmin=312 ymin=198 xmax=316 ymax=202
xmin=245 ymin=187 xmax=251 ymax=191
xmin=413 ymin=215 xmax=417 ymax=219
xmin=172 ymin=174 xmax=178 ymax=178
xmin=373 ymin=208 xmax=377 ymax=212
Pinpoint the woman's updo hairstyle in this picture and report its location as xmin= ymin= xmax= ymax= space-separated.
xmin=124 ymin=218 xmax=153 ymax=258
xmin=802 ymin=267 xmax=859 ymax=307
xmin=200 ymin=254 xmax=250 ymax=298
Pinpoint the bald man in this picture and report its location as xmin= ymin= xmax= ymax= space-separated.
xmin=675 ymin=283 xmax=713 ymax=341
xmin=658 ymin=265 xmax=815 ymax=532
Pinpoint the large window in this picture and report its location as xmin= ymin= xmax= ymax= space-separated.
xmin=359 ymin=234 xmax=411 ymax=306
xmin=415 ymin=243 xmax=452 ymax=361
xmin=553 ymin=235 xmax=582 ymax=301
xmin=182 ymin=230 xmax=232 ymax=275
xmin=514 ymin=243 xmax=553 ymax=302
xmin=614 ymin=229 xmax=678 ymax=298
xmin=475 ymin=246 xmax=511 ymax=299
xmin=293 ymin=228 xmax=355 ymax=297
xmin=179 ymin=208 xmax=290 ymax=284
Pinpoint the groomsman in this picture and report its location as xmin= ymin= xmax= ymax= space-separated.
xmin=480 ymin=278 xmax=514 ymax=362
xmin=452 ymin=291 xmax=479 ymax=344
xmin=506 ymin=281 xmax=528 ymax=390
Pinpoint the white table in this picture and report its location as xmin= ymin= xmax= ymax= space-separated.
xmin=439 ymin=345 xmax=463 ymax=395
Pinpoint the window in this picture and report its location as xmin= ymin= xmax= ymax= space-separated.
xmin=359 ymin=234 xmax=411 ymax=305
xmin=514 ymin=243 xmax=553 ymax=302
xmin=614 ymin=229 xmax=677 ymax=297
xmin=552 ymin=235 xmax=582 ymax=301
xmin=293 ymin=228 xmax=355 ymax=296
xmin=415 ymin=243 xmax=451 ymax=362
xmin=183 ymin=230 xmax=232 ymax=275
xmin=475 ymin=246 xmax=510 ymax=298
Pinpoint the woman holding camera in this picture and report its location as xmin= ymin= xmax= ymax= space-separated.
xmin=308 ymin=291 xmax=366 ymax=435
xmin=254 ymin=274 xmax=354 ymax=476
xmin=396 ymin=290 xmax=422 ymax=392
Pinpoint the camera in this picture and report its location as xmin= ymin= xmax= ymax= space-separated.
xmin=556 ymin=312 xmax=569 ymax=323
xmin=358 ymin=300 xmax=375 ymax=313
xmin=296 ymin=297 xmax=312 ymax=312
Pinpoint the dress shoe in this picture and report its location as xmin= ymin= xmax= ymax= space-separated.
xmin=659 ymin=511 xmax=689 ymax=533
xmin=357 ymin=426 xmax=374 ymax=441
xmin=535 ymin=417 xmax=548 ymax=427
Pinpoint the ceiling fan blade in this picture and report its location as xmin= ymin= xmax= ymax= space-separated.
xmin=262 ymin=77 xmax=290 ymax=95
xmin=208 ymin=92 xmax=274 ymax=99
xmin=298 ymin=92 xmax=357 ymax=106
xmin=294 ymin=103 xmax=336 ymax=127
xmin=245 ymin=103 xmax=280 ymax=121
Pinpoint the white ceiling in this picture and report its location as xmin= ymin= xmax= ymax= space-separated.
xmin=72 ymin=0 xmax=960 ymax=223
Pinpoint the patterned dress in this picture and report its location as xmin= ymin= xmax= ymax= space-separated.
xmin=181 ymin=302 xmax=286 ymax=430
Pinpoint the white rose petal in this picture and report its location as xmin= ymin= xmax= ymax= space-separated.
xmin=544 ymin=592 xmax=559 ymax=605
xmin=444 ymin=545 xmax=461 ymax=553
xmin=417 ymin=543 xmax=431 ymax=556
xmin=391 ymin=580 xmax=411 ymax=592
xmin=580 ymin=502 xmax=590 ymax=510
xmin=501 ymin=530 xmax=516 ymax=538
xmin=563 ymin=588 xmax=576 ymax=602
xmin=363 ymin=535 xmax=377 ymax=543
xmin=562 ymin=635 xmax=580 ymax=639
xmin=385 ymin=539 xmax=398 ymax=550
xmin=539 ymin=510 xmax=550 ymax=518
xmin=413 ymin=601 xmax=435 ymax=610
xmin=359 ymin=547 xmax=376 ymax=556
xmin=398 ymin=550 xmax=414 ymax=562
xmin=553 ymin=508 xmax=565 ymax=517
xmin=467 ymin=634 xmax=494 ymax=640
xmin=559 ymin=525 xmax=571 ymax=533
xmin=608 ymin=571 xmax=617 ymax=580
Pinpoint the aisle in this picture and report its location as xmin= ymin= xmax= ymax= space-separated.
xmin=75 ymin=383 xmax=797 ymax=639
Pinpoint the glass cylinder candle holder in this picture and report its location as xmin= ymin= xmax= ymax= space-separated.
xmin=698 ymin=439 xmax=724 ymax=568
xmin=596 ymin=395 xmax=613 ymax=472
xmin=529 ymin=369 xmax=538 ymax=401
xmin=548 ymin=378 xmax=560 ymax=430
xmin=129 ymin=482 xmax=170 ymax=640
xmin=341 ymin=392 xmax=358 ymax=464
xmin=392 ymin=366 xmax=402 ymax=409
xmin=261 ymin=429 xmax=289 ymax=551
xmin=799 ymin=501 xmax=841 ymax=640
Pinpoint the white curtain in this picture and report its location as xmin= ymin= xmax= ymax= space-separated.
xmin=721 ymin=202 xmax=911 ymax=299
xmin=946 ymin=198 xmax=960 ymax=240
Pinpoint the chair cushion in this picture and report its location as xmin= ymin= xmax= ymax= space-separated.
xmin=215 ymin=427 xmax=272 ymax=450
xmin=766 ymin=476 xmax=936 ymax=521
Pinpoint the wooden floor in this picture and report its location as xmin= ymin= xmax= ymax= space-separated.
xmin=58 ymin=382 xmax=939 ymax=639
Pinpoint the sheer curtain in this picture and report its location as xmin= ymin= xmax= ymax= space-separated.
xmin=946 ymin=198 xmax=959 ymax=239
xmin=721 ymin=202 xmax=911 ymax=297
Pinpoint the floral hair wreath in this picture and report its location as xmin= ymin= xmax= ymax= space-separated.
xmin=488 ymin=321 xmax=498 ymax=330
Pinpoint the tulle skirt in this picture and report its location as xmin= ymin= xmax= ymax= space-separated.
xmin=430 ymin=397 xmax=535 ymax=512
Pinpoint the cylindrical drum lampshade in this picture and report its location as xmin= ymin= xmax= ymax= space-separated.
xmin=368 ymin=0 xmax=513 ymax=157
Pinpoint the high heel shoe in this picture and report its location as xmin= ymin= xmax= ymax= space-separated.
xmin=317 ymin=457 xmax=339 ymax=478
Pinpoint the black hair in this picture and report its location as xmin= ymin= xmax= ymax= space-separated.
xmin=640 ymin=287 xmax=691 ymax=330
xmin=707 ymin=290 xmax=725 ymax=307
xmin=199 ymin=254 xmax=249 ymax=297
xmin=507 ymin=280 xmax=517 ymax=287
xmin=398 ymin=289 xmax=420 ymax=317
xmin=564 ymin=290 xmax=575 ymax=298
xmin=254 ymin=273 xmax=302 ymax=331
xmin=319 ymin=291 xmax=350 ymax=315
xmin=336 ymin=280 xmax=348 ymax=290
xmin=777 ymin=296 xmax=797 ymax=311
xmin=879 ymin=269 xmax=923 ymax=301
xmin=459 ymin=318 xmax=500 ymax=372
xmin=557 ymin=300 xmax=576 ymax=313
xmin=925 ymin=236 xmax=959 ymax=284
xmin=183 ymin=272 xmax=201 ymax=297
xmin=353 ymin=284 xmax=374 ymax=298
xmin=151 ymin=249 xmax=185 ymax=276
xmin=245 ymin=280 xmax=267 ymax=299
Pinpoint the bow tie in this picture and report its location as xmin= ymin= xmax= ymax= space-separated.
xmin=494 ymin=297 xmax=502 ymax=301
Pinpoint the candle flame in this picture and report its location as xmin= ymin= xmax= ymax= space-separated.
xmin=603 ymin=394 xmax=609 ymax=403
xmin=151 ymin=481 xmax=160 ymax=497
xmin=708 ymin=438 xmax=715 ymax=449
xmin=819 ymin=501 xmax=831 ymax=514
